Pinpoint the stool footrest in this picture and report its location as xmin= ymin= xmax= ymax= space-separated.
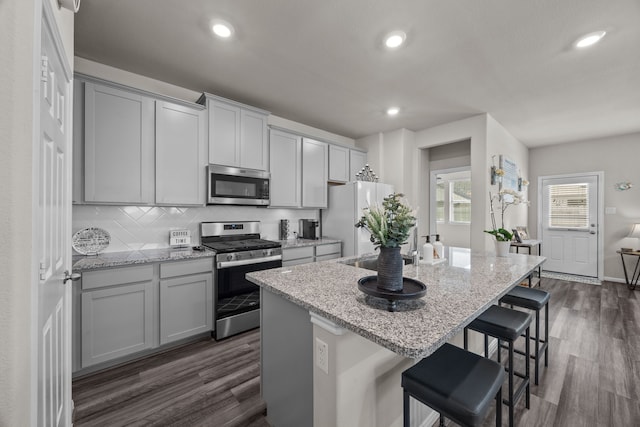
xmin=503 ymin=376 xmax=530 ymax=409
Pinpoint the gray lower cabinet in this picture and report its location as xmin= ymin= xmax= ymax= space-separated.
xmin=282 ymin=246 xmax=315 ymax=267
xmin=282 ymin=243 xmax=342 ymax=267
xmin=159 ymin=259 xmax=213 ymax=345
xmin=77 ymin=258 xmax=214 ymax=372
xmin=315 ymin=243 xmax=342 ymax=261
xmin=80 ymin=265 xmax=156 ymax=369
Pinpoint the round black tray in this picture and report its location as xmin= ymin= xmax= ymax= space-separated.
xmin=357 ymin=276 xmax=427 ymax=312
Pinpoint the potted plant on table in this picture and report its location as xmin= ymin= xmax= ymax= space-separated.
xmin=485 ymin=189 xmax=529 ymax=256
xmin=356 ymin=193 xmax=416 ymax=291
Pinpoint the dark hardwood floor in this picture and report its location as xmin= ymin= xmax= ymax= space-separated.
xmin=72 ymin=329 xmax=270 ymax=426
xmin=477 ymin=278 xmax=640 ymax=427
xmin=73 ymin=278 xmax=640 ymax=426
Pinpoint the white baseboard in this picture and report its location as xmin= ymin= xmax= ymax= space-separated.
xmin=603 ymin=276 xmax=627 ymax=284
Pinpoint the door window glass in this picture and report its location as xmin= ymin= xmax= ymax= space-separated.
xmin=548 ymin=183 xmax=589 ymax=228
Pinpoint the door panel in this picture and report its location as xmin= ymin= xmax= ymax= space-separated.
xmin=38 ymin=8 xmax=72 ymax=426
xmin=541 ymin=175 xmax=598 ymax=277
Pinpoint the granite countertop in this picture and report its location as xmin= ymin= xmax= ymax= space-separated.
xmin=247 ymin=247 xmax=545 ymax=359
xmin=277 ymin=238 xmax=341 ymax=249
xmin=72 ymin=247 xmax=215 ymax=272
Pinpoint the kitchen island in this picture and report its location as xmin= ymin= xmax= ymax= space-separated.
xmin=247 ymin=247 xmax=545 ymax=427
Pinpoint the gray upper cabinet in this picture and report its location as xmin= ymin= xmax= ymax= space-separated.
xmin=84 ymin=82 xmax=155 ymax=204
xmin=240 ymin=109 xmax=269 ymax=171
xmin=302 ymin=138 xmax=328 ymax=208
xmin=328 ymin=144 xmax=349 ymax=183
xmin=269 ymin=129 xmax=302 ymax=207
xmin=269 ymin=132 xmax=329 ymax=208
xmin=155 ymin=101 xmax=206 ymax=205
xmin=199 ymin=94 xmax=269 ymax=171
xmin=349 ymin=149 xmax=367 ymax=182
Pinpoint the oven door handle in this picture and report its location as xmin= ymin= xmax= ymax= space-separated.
xmin=217 ymin=255 xmax=282 ymax=269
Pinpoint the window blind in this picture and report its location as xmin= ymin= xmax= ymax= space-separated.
xmin=548 ymin=183 xmax=589 ymax=228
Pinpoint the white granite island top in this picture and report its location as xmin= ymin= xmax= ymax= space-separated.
xmin=247 ymin=247 xmax=545 ymax=359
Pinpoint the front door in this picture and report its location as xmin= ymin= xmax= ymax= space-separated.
xmin=37 ymin=6 xmax=73 ymax=426
xmin=540 ymin=174 xmax=599 ymax=277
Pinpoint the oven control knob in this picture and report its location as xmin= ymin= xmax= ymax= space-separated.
xmin=263 ymin=250 xmax=268 ymax=256
xmin=226 ymin=255 xmax=233 ymax=261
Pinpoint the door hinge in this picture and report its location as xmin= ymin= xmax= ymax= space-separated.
xmin=39 ymin=262 xmax=47 ymax=281
xmin=41 ymin=55 xmax=48 ymax=83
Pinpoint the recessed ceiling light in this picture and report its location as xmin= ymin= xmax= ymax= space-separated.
xmin=212 ymin=20 xmax=234 ymax=39
xmin=574 ymin=31 xmax=606 ymax=48
xmin=384 ymin=31 xmax=406 ymax=49
xmin=387 ymin=107 xmax=400 ymax=116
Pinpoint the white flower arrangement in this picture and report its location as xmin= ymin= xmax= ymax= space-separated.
xmin=485 ymin=190 xmax=530 ymax=241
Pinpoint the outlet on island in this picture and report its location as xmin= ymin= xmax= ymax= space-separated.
xmin=316 ymin=337 xmax=329 ymax=374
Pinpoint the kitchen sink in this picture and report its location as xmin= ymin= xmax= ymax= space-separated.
xmin=342 ymin=255 xmax=414 ymax=272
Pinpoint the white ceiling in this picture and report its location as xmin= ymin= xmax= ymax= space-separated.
xmin=74 ymin=0 xmax=640 ymax=147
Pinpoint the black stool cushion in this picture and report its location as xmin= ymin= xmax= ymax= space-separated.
xmin=500 ymin=286 xmax=550 ymax=310
xmin=402 ymin=343 xmax=505 ymax=427
xmin=467 ymin=305 xmax=532 ymax=341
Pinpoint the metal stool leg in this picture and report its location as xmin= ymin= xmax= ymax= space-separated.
xmin=545 ymin=302 xmax=549 ymax=367
xmin=403 ymin=390 xmax=410 ymax=427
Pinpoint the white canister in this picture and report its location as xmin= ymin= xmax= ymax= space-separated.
xmin=422 ymin=236 xmax=434 ymax=263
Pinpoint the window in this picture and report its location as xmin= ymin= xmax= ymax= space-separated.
xmin=436 ymin=181 xmax=445 ymax=222
xmin=548 ymin=183 xmax=589 ymax=228
xmin=449 ymin=179 xmax=472 ymax=223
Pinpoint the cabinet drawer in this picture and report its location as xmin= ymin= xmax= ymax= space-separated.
xmin=82 ymin=265 xmax=154 ymax=290
xmin=282 ymin=246 xmax=314 ymax=262
xmin=282 ymin=257 xmax=314 ymax=267
xmin=315 ymin=243 xmax=341 ymax=257
xmin=315 ymin=253 xmax=341 ymax=262
xmin=160 ymin=258 xmax=213 ymax=279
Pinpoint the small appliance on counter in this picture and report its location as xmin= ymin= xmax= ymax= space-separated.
xmin=299 ymin=219 xmax=319 ymax=240
xmin=279 ymin=219 xmax=290 ymax=240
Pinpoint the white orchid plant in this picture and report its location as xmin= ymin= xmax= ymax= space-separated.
xmin=485 ymin=189 xmax=530 ymax=241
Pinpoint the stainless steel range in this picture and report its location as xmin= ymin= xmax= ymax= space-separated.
xmin=200 ymin=221 xmax=282 ymax=340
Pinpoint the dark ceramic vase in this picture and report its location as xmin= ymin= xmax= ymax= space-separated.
xmin=377 ymin=246 xmax=403 ymax=292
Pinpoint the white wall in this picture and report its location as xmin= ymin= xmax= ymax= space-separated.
xmin=0 ymin=2 xmax=36 ymax=424
xmin=486 ymin=115 xmax=530 ymax=237
xmin=1 ymin=1 xmax=74 ymax=425
xmin=529 ymin=132 xmax=640 ymax=281
xmin=430 ymin=142 xmax=472 ymax=249
xmin=414 ymin=115 xmax=489 ymax=251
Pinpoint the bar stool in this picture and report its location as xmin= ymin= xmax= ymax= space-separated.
xmin=402 ymin=343 xmax=505 ymax=427
xmin=500 ymin=286 xmax=550 ymax=385
xmin=464 ymin=305 xmax=532 ymax=427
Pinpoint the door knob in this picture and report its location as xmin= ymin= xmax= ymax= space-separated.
xmin=63 ymin=270 xmax=81 ymax=283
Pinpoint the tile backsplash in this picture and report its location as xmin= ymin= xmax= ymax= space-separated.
xmin=72 ymin=205 xmax=320 ymax=253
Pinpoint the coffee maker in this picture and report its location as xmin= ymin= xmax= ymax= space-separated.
xmin=299 ymin=219 xmax=320 ymax=240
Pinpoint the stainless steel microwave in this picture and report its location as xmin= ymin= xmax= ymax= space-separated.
xmin=207 ymin=164 xmax=270 ymax=206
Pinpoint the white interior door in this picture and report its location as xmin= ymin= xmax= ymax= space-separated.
xmin=540 ymin=174 xmax=599 ymax=277
xmin=37 ymin=6 xmax=73 ymax=426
